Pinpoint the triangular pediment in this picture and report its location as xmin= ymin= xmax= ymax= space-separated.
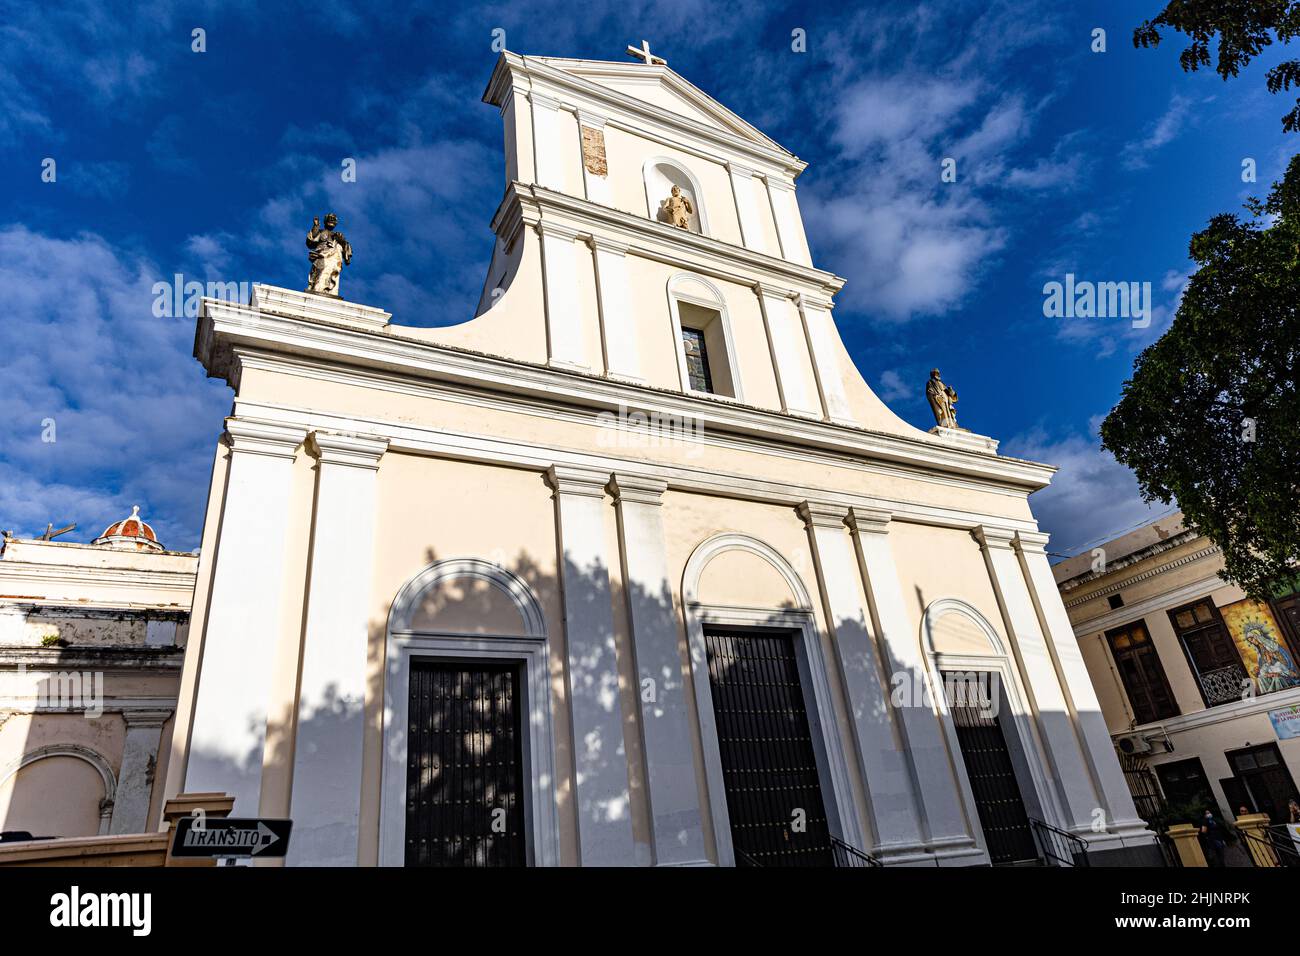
xmin=531 ymin=55 xmax=793 ymax=157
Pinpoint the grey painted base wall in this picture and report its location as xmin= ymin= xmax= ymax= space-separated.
xmin=1085 ymin=843 xmax=1168 ymax=867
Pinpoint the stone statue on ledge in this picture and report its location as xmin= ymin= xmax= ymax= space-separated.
xmin=306 ymin=213 xmax=352 ymax=297
xmin=660 ymin=185 xmax=694 ymax=229
xmin=926 ymin=368 xmax=959 ymax=430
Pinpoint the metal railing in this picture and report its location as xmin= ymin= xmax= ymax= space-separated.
xmin=735 ymin=837 xmax=883 ymax=867
xmin=1028 ymin=818 xmax=1090 ymax=867
xmin=1197 ymin=664 xmax=1252 ymax=706
xmin=830 ymin=836 xmax=883 ymax=867
xmin=1241 ymin=825 xmax=1300 ymax=868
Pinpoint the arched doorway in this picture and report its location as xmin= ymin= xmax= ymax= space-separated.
xmin=379 ymin=558 xmax=560 ymax=867
xmin=922 ymin=598 xmax=1062 ymax=864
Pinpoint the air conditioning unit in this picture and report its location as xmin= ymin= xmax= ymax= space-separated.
xmin=1116 ymin=733 xmax=1153 ymax=755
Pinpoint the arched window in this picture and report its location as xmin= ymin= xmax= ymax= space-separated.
xmin=643 ymin=157 xmax=709 ymax=235
xmin=666 ymin=273 xmax=742 ymax=400
xmin=380 ymin=558 xmax=559 ymax=867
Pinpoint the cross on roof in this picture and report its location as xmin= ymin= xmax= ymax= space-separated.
xmin=625 ymin=40 xmax=666 ymax=66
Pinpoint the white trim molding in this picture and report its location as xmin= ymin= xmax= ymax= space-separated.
xmin=379 ymin=559 xmax=560 ymax=867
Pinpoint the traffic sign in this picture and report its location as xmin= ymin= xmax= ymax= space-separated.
xmin=170 ymin=817 xmax=292 ymax=858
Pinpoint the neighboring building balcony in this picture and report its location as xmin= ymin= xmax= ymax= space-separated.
xmin=1195 ymin=663 xmax=1253 ymax=708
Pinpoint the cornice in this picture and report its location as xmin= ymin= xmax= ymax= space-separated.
xmin=228 ymin=400 xmax=1044 ymax=538
xmin=0 ymin=646 xmax=184 ymax=671
xmin=1061 ymin=543 xmax=1223 ymax=607
xmin=196 ymin=303 xmax=1054 ymax=492
xmin=1057 ymin=528 xmax=1203 ymax=592
xmin=0 ymin=561 xmax=197 ymax=597
xmin=496 ymin=182 xmax=845 ymax=298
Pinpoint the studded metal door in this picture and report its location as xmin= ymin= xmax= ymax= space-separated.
xmin=944 ymin=672 xmax=1038 ymax=864
xmin=405 ymin=660 xmax=526 ymax=867
xmin=704 ymin=629 xmax=833 ymax=867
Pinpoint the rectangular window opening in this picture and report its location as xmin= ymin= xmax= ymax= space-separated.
xmin=677 ymin=301 xmax=736 ymax=397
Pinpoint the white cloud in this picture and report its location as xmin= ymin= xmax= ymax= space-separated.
xmin=1121 ymin=93 xmax=1198 ymax=171
xmin=0 ymin=225 xmax=231 ymax=549
xmin=797 ymin=1 xmax=1082 ymax=322
xmin=876 ymin=369 xmax=913 ymax=403
xmin=1004 ymin=420 xmax=1169 ymax=556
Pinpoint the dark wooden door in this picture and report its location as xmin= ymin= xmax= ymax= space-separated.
xmin=1227 ymin=744 xmax=1300 ymax=824
xmin=405 ymin=660 xmax=526 ymax=867
xmin=704 ymin=629 xmax=833 ymax=866
xmin=945 ymin=672 xmax=1039 ymax=864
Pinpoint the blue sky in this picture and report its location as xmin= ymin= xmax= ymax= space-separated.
xmin=1 ymin=0 xmax=1295 ymax=557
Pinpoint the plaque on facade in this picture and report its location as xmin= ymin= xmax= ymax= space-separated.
xmin=581 ymin=125 xmax=608 ymax=176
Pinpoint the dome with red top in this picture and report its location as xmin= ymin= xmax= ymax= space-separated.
xmin=93 ymin=505 xmax=164 ymax=552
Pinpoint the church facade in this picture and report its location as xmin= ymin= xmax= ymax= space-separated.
xmin=167 ymin=49 xmax=1156 ymax=866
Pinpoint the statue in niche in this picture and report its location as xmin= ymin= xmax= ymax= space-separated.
xmin=926 ymin=368 xmax=960 ymax=429
xmin=306 ymin=213 xmax=352 ymax=296
xmin=659 ymin=184 xmax=694 ymax=229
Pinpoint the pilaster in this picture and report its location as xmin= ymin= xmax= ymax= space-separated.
xmin=1013 ymin=530 xmax=1152 ymax=843
xmin=608 ymin=473 xmax=707 ymax=865
xmin=974 ymin=526 xmax=1101 ymax=832
xmin=528 ymin=90 xmax=565 ymax=191
xmin=727 ymin=162 xmax=768 ymax=254
xmin=537 ymin=221 xmax=589 ymax=371
xmin=847 ymin=512 xmax=978 ymax=858
xmin=186 ymin=419 xmax=306 ymax=815
xmin=588 ymin=236 xmax=641 ymax=382
xmin=547 ymin=465 xmax=639 ymax=865
xmin=797 ymin=294 xmax=855 ymax=425
xmin=287 ymin=430 xmax=388 ymax=866
xmin=755 ymin=284 xmax=820 ymax=417
xmin=109 ymin=708 xmax=172 ymax=835
xmin=798 ymin=502 xmax=928 ymax=862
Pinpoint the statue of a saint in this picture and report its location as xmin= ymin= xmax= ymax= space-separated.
xmin=306 ymin=213 xmax=352 ymax=296
xmin=659 ymin=185 xmax=694 ymax=229
xmin=926 ymin=368 xmax=959 ymax=429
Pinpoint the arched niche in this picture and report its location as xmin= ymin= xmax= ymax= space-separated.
xmin=0 ymin=744 xmax=116 ymax=837
xmin=684 ymin=532 xmax=811 ymax=611
xmin=923 ymin=597 xmax=1006 ymax=659
xmin=388 ymin=557 xmax=546 ymax=637
xmin=643 ymin=157 xmax=709 ymax=235
xmin=380 ymin=558 xmax=559 ymax=867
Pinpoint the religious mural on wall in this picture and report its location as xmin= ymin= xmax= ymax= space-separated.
xmin=1219 ymin=598 xmax=1300 ymax=695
